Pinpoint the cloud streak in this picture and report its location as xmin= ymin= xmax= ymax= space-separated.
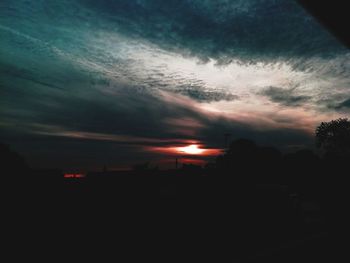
xmin=260 ymin=86 xmax=311 ymax=107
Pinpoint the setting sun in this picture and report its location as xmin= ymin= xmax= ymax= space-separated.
xmin=177 ymin=144 xmax=205 ymax=155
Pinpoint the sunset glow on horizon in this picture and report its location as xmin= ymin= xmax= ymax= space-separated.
xmin=148 ymin=144 xmax=223 ymax=158
xmin=176 ymin=144 xmax=205 ymax=155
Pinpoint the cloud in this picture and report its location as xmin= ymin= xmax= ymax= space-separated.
xmin=260 ymin=86 xmax=311 ymax=107
xmin=169 ymin=88 xmax=239 ymax=102
xmin=80 ymin=0 xmax=346 ymax=62
xmin=1 ymin=0 xmax=349 ymax=170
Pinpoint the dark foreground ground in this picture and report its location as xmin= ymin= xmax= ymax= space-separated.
xmin=3 ymin=167 xmax=345 ymax=263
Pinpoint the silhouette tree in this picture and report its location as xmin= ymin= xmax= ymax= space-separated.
xmin=215 ymin=138 xmax=283 ymax=185
xmin=216 ymin=139 xmax=259 ymax=172
xmin=316 ymin=118 xmax=350 ymax=159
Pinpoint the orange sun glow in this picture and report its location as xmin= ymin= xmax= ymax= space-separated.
xmin=176 ymin=144 xmax=205 ymax=155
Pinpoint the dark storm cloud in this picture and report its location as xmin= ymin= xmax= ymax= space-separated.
xmin=178 ymin=89 xmax=238 ymax=102
xmin=81 ymin=0 xmax=346 ymax=62
xmin=167 ymin=87 xmax=239 ymax=102
xmin=329 ymin=98 xmax=350 ymax=111
xmin=0 ymin=131 xmax=155 ymax=171
xmin=337 ymin=99 xmax=350 ymax=109
xmin=0 ymin=72 xmax=313 ymax=170
xmin=260 ymin=86 xmax=311 ymax=107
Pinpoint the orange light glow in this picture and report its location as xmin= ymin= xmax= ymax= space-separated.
xmin=176 ymin=144 xmax=205 ymax=155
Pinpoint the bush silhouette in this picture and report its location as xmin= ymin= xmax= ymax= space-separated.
xmin=316 ymin=118 xmax=350 ymax=160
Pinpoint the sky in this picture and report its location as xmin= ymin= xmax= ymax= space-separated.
xmin=0 ymin=0 xmax=349 ymax=171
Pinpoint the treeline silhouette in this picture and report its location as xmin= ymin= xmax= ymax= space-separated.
xmin=3 ymin=118 xmax=348 ymax=262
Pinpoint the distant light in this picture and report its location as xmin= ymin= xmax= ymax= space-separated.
xmin=64 ymin=173 xmax=85 ymax=178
